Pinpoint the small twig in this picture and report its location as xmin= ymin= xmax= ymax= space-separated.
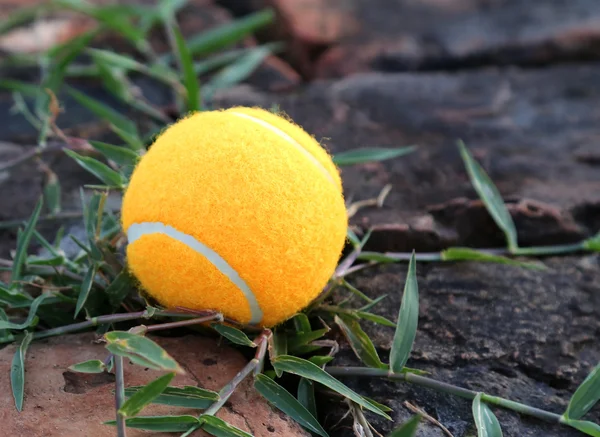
xmin=346 ymin=399 xmax=375 ymax=437
xmin=404 ymin=401 xmax=454 ymax=437
xmin=142 ymin=312 xmax=223 ymax=333
xmin=0 ymin=309 xmax=194 ymax=344
xmin=339 ymin=262 xmax=376 ymax=278
xmin=114 ymin=355 xmax=127 ymax=437
xmin=346 ymin=184 xmax=392 ymax=219
xmin=203 ymin=330 xmax=270 ymax=416
xmin=359 ymin=240 xmax=592 ymax=263
xmin=179 ymin=330 xmax=271 ymax=435
xmin=327 ymin=367 xmax=562 ymax=425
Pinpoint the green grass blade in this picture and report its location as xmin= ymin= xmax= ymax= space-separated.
xmin=170 ymin=24 xmax=200 ymax=112
xmin=119 ymin=372 xmax=175 ymax=417
xmin=0 ymin=292 xmax=50 ymax=330
xmin=297 ymin=378 xmax=318 ymax=419
xmin=355 ymin=311 xmax=396 ymax=327
xmin=211 ymin=323 xmax=256 ymax=347
xmin=186 ymin=8 xmax=275 ymax=57
xmin=43 ymin=169 xmax=61 ymax=215
xmin=254 ymin=374 xmax=328 ymax=437
xmin=287 ymin=328 xmax=329 ymax=353
xmin=269 ymin=329 xmax=288 ymax=377
xmin=0 ymin=309 xmax=15 ymax=343
xmin=89 ymin=140 xmax=139 ymax=167
xmin=11 ymin=332 xmax=33 ymax=411
xmin=74 ymin=264 xmax=97 ymax=318
xmin=561 ymin=418 xmax=600 ymax=437
xmin=124 ymin=385 xmax=218 ymax=409
xmin=333 ymin=146 xmax=416 ymax=166
xmin=10 ymin=198 xmax=43 ymax=283
xmin=67 ymin=87 xmax=136 ymax=135
xmin=565 ymin=363 xmax=600 ymax=420
xmin=0 ymin=283 xmax=32 ymax=307
xmin=104 ymin=331 xmax=184 ymax=373
xmin=387 ymin=414 xmax=421 ymax=437
xmin=69 ymin=359 xmax=106 ymax=373
xmin=441 ymin=247 xmax=545 ymax=270
xmin=205 ymin=46 xmax=272 ymax=98
xmin=105 ymin=270 xmax=134 ymax=309
xmin=293 ymin=313 xmax=312 ymax=333
xmin=200 ymin=415 xmax=253 ymax=437
xmin=335 ymin=315 xmax=387 ymax=369
xmin=583 ymin=232 xmax=600 ymax=252
xmin=106 ymin=415 xmax=200 ymax=431
xmin=0 ymin=80 xmax=44 ymax=97
xmin=272 ymin=355 xmax=391 ymax=419
xmin=458 ymin=140 xmax=518 ymax=252
xmin=473 ymin=393 xmax=503 ymax=437
xmin=63 ymin=149 xmax=125 ymax=188
xmin=389 ymin=252 xmax=419 ymax=373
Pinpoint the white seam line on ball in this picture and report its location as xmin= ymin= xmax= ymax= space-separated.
xmin=127 ymin=222 xmax=263 ymax=325
xmin=228 ymin=111 xmax=336 ymax=186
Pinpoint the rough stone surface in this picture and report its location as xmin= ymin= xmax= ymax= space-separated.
xmin=245 ymin=0 xmax=600 ymax=78
xmin=322 ymin=256 xmax=600 ymax=436
xmin=0 ymin=333 xmax=309 ymax=437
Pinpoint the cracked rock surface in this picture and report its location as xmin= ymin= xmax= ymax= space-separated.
xmin=0 ymin=333 xmax=309 ymax=437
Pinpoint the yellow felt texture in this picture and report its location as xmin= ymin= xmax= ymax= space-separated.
xmin=122 ymin=107 xmax=347 ymax=327
xmin=224 ymin=106 xmax=343 ymax=192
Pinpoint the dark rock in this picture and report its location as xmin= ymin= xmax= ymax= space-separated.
xmin=248 ymin=0 xmax=600 ymax=78
xmin=326 ymin=256 xmax=600 ymax=436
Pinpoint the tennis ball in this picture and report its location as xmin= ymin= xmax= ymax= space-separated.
xmin=121 ymin=106 xmax=348 ymax=327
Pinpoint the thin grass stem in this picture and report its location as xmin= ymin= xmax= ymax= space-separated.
xmin=114 ymin=355 xmax=127 ymax=437
xmin=326 ymin=366 xmax=562 ymax=424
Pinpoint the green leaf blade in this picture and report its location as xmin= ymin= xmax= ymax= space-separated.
xmin=441 ymin=247 xmax=545 ymax=270
xmin=89 ymin=140 xmax=139 ymax=167
xmin=334 ymin=314 xmax=386 ymax=369
xmin=561 ymin=417 xmax=600 ymax=437
xmin=119 ymin=372 xmax=175 ymax=417
xmin=254 ymin=374 xmax=328 ymax=437
xmin=69 ymin=359 xmax=106 ymax=373
xmin=211 ymin=324 xmax=256 ymax=347
xmin=11 ymin=332 xmax=33 ymax=411
xmin=67 ymin=87 xmax=136 ymax=135
xmin=74 ymin=264 xmax=97 ymax=318
xmin=200 ymin=415 xmax=253 ymax=437
xmin=458 ymin=141 xmax=518 ymax=251
xmin=333 ymin=146 xmax=416 ymax=166
xmin=388 ymin=414 xmax=421 ymax=437
xmin=106 ymin=415 xmax=200 ymax=432
xmin=64 ymin=149 xmax=124 ymax=188
xmin=389 ymin=252 xmax=419 ymax=373
xmin=10 ymin=199 xmax=43 ymax=283
xmin=565 ymin=363 xmax=600 ymax=420
xmin=124 ymin=385 xmax=218 ymax=409
xmin=171 ymin=25 xmax=200 ymax=112
xmin=187 ymin=8 xmax=275 ymax=57
xmin=104 ymin=331 xmax=184 ymax=374
xmin=473 ymin=393 xmax=503 ymax=437
xmin=272 ymin=355 xmax=391 ymax=419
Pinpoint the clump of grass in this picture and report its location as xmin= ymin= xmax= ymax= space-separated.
xmin=0 ymin=2 xmax=599 ymax=437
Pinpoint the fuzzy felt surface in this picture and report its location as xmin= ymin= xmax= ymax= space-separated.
xmin=122 ymin=107 xmax=348 ymax=327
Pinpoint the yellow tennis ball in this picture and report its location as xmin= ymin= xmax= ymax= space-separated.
xmin=121 ymin=106 xmax=348 ymax=327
